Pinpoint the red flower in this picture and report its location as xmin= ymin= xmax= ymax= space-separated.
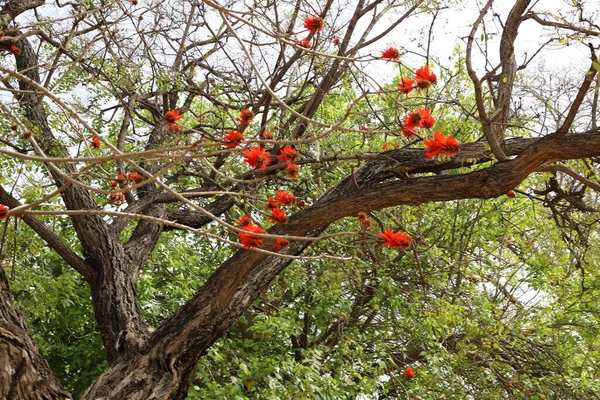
xmin=224 ymin=130 xmax=244 ymax=148
xmin=275 ymin=190 xmax=296 ymax=207
xmin=381 ymin=46 xmax=400 ymax=62
xmin=379 ymin=229 xmax=411 ymax=249
xmin=273 ymin=238 xmax=290 ymax=250
xmin=239 ymin=223 xmax=266 ymax=248
xmin=418 ymin=109 xmax=435 ymax=129
xmin=0 ymin=204 xmax=9 ymax=220
xmin=382 ymin=143 xmax=390 ymax=150
xmin=243 ymin=146 xmax=271 ymax=169
xmin=297 ymin=38 xmax=311 ymax=49
xmin=266 ymin=197 xmax=279 ymax=210
xmin=276 ymin=145 xmax=298 ymax=163
xmin=262 ymin=131 xmax=274 ymax=139
xmin=164 ymin=109 xmax=182 ymax=131
xmin=115 ymin=174 xmax=129 ymax=184
xmin=9 ymin=45 xmax=21 ymax=56
xmin=237 ymin=109 xmax=254 ymax=125
xmin=268 ymin=207 xmax=288 ymax=224
xmin=285 ymin=162 xmax=299 ymax=179
xmin=403 ymin=109 xmax=435 ymax=132
xmin=304 ymin=16 xmax=324 ymax=34
xmin=506 ymin=191 xmax=516 ymax=198
xmin=236 ymin=215 xmax=253 ymax=227
xmin=402 ymin=126 xmax=416 ymax=138
xmin=423 ymin=131 xmax=460 ymax=159
xmin=415 ymin=66 xmax=437 ymax=89
xmin=403 ymin=368 xmax=416 ymax=379
xmin=402 ymin=111 xmax=420 ymax=132
xmin=360 ymin=125 xmax=369 ymax=131
xmin=115 ymin=173 xmax=128 ymax=184
xmin=333 ymin=37 xmax=340 ymax=46
xmin=109 ymin=180 xmax=119 ymax=189
xmin=398 ymin=77 xmax=415 ymax=95
xmin=107 ymin=192 xmax=125 ymax=205
xmin=129 ymin=171 xmax=143 ymax=183
xmin=90 ymin=135 xmax=101 ymax=148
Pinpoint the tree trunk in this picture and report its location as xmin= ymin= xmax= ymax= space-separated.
xmin=0 ymin=266 xmax=71 ymax=399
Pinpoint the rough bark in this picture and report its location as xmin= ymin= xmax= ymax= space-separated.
xmin=81 ymin=129 xmax=600 ymax=399
xmin=1 ymin=1 xmax=598 ymax=398
xmin=0 ymin=265 xmax=71 ymax=399
xmin=6 ymin=2 xmax=154 ymax=366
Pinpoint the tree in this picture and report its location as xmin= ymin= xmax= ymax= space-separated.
xmin=1 ymin=0 xmax=600 ymax=398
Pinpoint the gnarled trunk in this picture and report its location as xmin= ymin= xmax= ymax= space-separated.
xmin=0 ymin=266 xmax=71 ymax=399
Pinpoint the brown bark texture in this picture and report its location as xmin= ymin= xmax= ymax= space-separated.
xmin=0 ymin=0 xmax=598 ymax=398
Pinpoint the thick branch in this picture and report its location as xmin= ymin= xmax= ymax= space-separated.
xmin=0 ymin=0 xmax=44 ymax=21
xmin=0 ymin=185 xmax=93 ymax=282
xmin=83 ymin=130 xmax=600 ymax=398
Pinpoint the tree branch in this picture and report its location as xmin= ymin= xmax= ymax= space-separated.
xmin=0 ymin=185 xmax=93 ymax=282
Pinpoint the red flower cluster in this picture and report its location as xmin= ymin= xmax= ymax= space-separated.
xmin=423 ymin=131 xmax=460 ymax=159
xmin=268 ymin=207 xmax=288 ymax=224
xmin=398 ymin=77 xmax=415 ymax=95
xmin=285 ymin=162 xmax=299 ymax=179
xmin=109 ymin=173 xmax=126 ymax=188
xmin=381 ymin=46 xmax=401 ymax=62
xmin=275 ymin=190 xmax=296 ymax=207
xmin=109 ymin=172 xmax=143 ymax=188
xmin=333 ymin=37 xmax=340 ymax=46
xmin=9 ymin=45 xmax=21 ymax=56
xmin=224 ymin=130 xmax=244 ymax=148
xmin=115 ymin=173 xmax=128 ymax=184
xmin=0 ymin=204 xmax=9 ymax=220
xmin=379 ymin=229 xmax=411 ymax=249
xmin=265 ymin=190 xmax=296 ymax=225
xmin=266 ymin=197 xmax=278 ymax=210
xmin=401 ymin=109 xmax=435 ymax=138
xmin=243 ymin=146 xmax=271 ymax=169
xmin=296 ymin=38 xmax=311 ymax=49
xmin=304 ymin=16 xmax=324 ymax=34
xmin=404 ymin=368 xmax=416 ymax=379
xmin=237 ymin=109 xmax=254 ymax=125
xmin=129 ymin=171 xmax=143 ymax=184
xmin=90 ymin=135 xmax=101 ymax=148
xmin=274 ymin=146 xmax=300 ymax=178
xmin=262 ymin=131 xmax=274 ymax=139
xmin=164 ymin=109 xmax=182 ymax=131
xmin=276 ymin=146 xmax=298 ymax=163
xmin=415 ymin=66 xmax=437 ymax=90
xmin=237 ymin=215 xmax=266 ymax=248
xmin=107 ymin=192 xmax=125 ymax=205
xmin=360 ymin=125 xmax=369 ymax=131
xmin=506 ymin=191 xmax=516 ymax=198
xmin=273 ymin=238 xmax=290 ymax=250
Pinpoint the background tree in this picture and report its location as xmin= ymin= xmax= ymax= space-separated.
xmin=0 ymin=0 xmax=600 ymax=398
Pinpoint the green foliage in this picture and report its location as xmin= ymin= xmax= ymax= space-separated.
xmin=5 ymin=222 xmax=105 ymax=398
xmin=3 ymin=2 xmax=600 ymax=398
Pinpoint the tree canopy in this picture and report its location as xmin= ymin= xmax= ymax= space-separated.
xmin=1 ymin=0 xmax=600 ymax=398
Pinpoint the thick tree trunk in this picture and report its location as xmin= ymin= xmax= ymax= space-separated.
xmin=88 ymin=242 xmax=152 ymax=364
xmin=2 ymin=1 xmax=600 ymax=399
